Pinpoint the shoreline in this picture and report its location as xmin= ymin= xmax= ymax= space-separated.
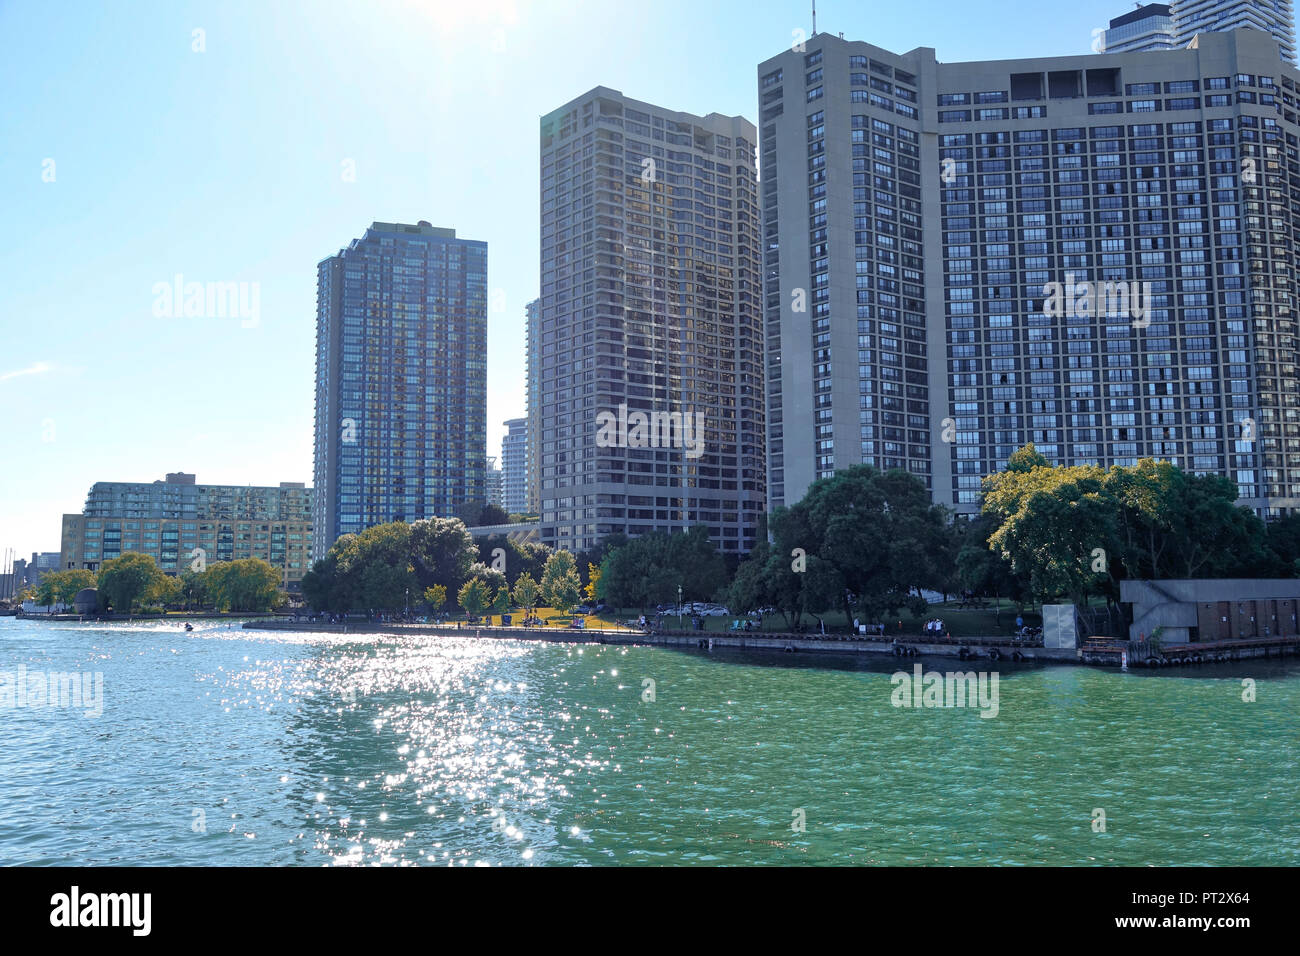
xmin=235 ymin=619 xmax=1300 ymax=667
xmin=12 ymin=614 xmax=1294 ymax=667
xmin=228 ymin=619 xmax=1114 ymax=666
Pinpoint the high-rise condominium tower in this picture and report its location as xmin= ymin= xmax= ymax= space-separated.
xmin=537 ymin=87 xmax=764 ymax=554
xmin=525 ymin=298 xmax=542 ymax=514
xmin=501 ymin=418 xmax=529 ymax=515
xmin=313 ymin=221 xmax=487 ymax=561
xmin=760 ymin=28 xmax=1300 ymax=517
xmin=1104 ymin=4 xmax=1177 ymax=53
xmin=1172 ymin=0 xmax=1297 ymax=61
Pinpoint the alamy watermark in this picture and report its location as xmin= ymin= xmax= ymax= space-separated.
xmin=1 ymin=665 xmax=104 ymax=718
xmin=890 ymin=664 xmax=999 ymax=719
xmin=1042 ymin=272 xmax=1150 ymax=329
xmin=152 ymin=274 xmax=260 ymax=328
xmin=595 ymin=403 xmax=705 ymax=459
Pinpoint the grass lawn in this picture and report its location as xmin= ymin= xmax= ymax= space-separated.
xmin=444 ymin=607 xmax=641 ymax=631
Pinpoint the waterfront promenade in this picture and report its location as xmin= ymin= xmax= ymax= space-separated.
xmin=239 ymin=618 xmax=1080 ymax=662
xmin=240 ymin=618 xmax=1300 ymax=667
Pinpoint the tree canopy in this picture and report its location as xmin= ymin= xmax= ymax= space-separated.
xmin=35 ymin=569 xmax=96 ymax=607
xmin=303 ymin=518 xmax=479 ymax=613
xmin=540 ymin=550 xmax=583 ymax=614
xmin=981 ymin=445 xmax=1274 ymax=629
xmin=598 ymin=526 xmax=728 ymax=611
xmin=204 ymin=558 xmax=285 ymax=612
xmin=96 ymin=553 xmax=169 ymax=614
xmin=731 ymin=466 xmax=952 ymax=626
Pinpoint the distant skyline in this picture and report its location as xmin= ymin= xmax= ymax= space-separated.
xmin=1 ymin=0 xmax=1164 ymax=557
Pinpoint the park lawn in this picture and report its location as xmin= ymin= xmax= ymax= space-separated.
xmin=446 ymin=606 xmax=640 ymax=631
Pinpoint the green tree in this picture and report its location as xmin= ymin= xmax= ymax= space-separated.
xmin=491 ymin=586 xmax=511 ymax=620
xmin=666 ymin=525 xmax=729 ymax=603
xmin=409 ymin=517 xmax=478 ymax=595
xmin=205 ymin=558 xmax=285 ymax=612
xmin=599 ymin=538 xmax=675 ymax=612
xmin=475 ymin=535 xmax=550 ymax=588
xmin=302 ymin=548 xmax=357 ymax=613
xmin=149 ymin=574 xmax=183 ymax=609
xmin=97 ymin=553 xmax=167 ymax=615
xmin=983 ymin=450 xmax=1118 ymax=630
xmin=1262 ymin=513 xmax=1300 ymax=577
xmin=512 ymin=572 xmax=540 ymax=617
xmin=952 ymin=512 xmax=1027 ymax=621
xmin=179 ymin=569 xmax=209 ymax=610
xmin=458 ymin=578 xmax=489 ymax=621
xmin=36 ymin=569 xmax=96 ymax=607
xmin=789 ymin=465 xmax=948 ymax=626
xmin=334 ymin=523 xmax=414 ymax=611
xmin=424 ymin=584 xmax=447 ymax=614
xmin=1007 ymin=442 xmax=1049 ymax=473
xmin=540 ymin=550 xmax=583 ymax=614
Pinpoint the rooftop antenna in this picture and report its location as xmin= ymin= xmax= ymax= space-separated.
xmin=812 ymin=0 xmax=817 ymax=36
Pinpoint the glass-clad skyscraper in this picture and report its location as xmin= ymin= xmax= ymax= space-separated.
xmin=1104 ymin=4 xmax=1177 ymax=53
xmin=312 ymin=221 xmax=487 ymax=561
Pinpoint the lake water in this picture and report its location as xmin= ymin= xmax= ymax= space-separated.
xmin=1 ymin=616 xmax=1296 ymax=865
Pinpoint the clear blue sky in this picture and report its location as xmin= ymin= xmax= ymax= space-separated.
xmin=1 ymin=0 xmax=1128 ymax=559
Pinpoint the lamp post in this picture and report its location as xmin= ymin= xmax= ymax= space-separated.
xmin=677 ymin=585 xmax=683 ymax=629
xmin=404 ymin=588 xmax=409 ymax=621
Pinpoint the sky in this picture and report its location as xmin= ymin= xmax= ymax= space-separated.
xmin=1 ymin=0 xmax=1133 ymax=559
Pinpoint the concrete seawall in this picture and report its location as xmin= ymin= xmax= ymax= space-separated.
xmin=240 ymin=619 xmax=1076 ymax=663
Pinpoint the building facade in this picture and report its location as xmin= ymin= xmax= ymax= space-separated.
xmin=1104 ymin=4 xmax=1177 ymax=54
xmin=537 ymin=87 xmax=765 ymax=554
xmin=59 ymin=473 xmax=313 ymax=587
xmin=27 ymin=551 xmax=60 ymax=587
xmin=486 ymin=457 xmax=504 ymax=509
xmin=760 ymin=28 xmax=1300 ymax=517
xmin=1172 ymin=1 xmax=1297 ymax=61
xmin=524 ymin=298 xmax=542 ymax=514
xmin=313 ymin=221 xmax=487 ymax=562
xmin=501 ymin=417 xmax=529 ymax=514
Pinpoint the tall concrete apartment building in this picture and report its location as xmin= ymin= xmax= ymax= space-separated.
xmin=1104 ymin=4 xmax=1177 ymax=54
xmin=1172 ymin=1 xmax=1297 ymax=60
xmin=501 ymin=417 xmax=529 ymax=514
xmin=536 ymin=87 xmax=764 ymax=553
xmin=760 ymin=28 xmax=1300 ymax=517
xmin=524 ymin=298 xmax=542 ymax=514
xmin=313 ymin=221 xmax=487 ymax=561
xmin=59 ymin=472 xmax=313 ymax=587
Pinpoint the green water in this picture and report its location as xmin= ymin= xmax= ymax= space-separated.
xmin=0 ymin=617 xmax=1295 ymax=865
